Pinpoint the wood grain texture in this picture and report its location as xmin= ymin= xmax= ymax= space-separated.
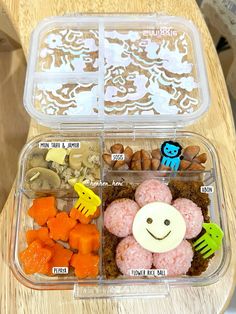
xmin=0 ymin=0 xmax=236 ymax=313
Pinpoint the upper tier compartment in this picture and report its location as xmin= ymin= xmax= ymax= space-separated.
xmin=24 ymin=15 xmax=210 ymax=128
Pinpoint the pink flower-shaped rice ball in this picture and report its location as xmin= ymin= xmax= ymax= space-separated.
xmin=172 ymin=198 xmax=203 ymax=239
xmin=135 ymin=179 xmax=172 ymax=207
xmin=104 ymin=199 xmax=139 ymax=237
xmin=153 ymin=240 xmax=193 ymax=276
xmin=116 ymin=235 xmax=153 ymax=276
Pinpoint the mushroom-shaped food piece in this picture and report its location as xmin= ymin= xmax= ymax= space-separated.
xmin=69 ymin=149 xmax=83 ymax=170
xmin=25 ymin=167 xmax=61 ymax=190
xmin=69 ymin=142 xmax=100 ymax=170
xmin=28 ymin=149 xmax=48 ymax=168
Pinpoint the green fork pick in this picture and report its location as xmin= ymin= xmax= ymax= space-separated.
xmin=193 ymin=222 xmax=224 ymax=259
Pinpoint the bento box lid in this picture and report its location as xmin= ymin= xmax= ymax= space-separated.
xmin=23 ymin=15 xmax=210 ymax=129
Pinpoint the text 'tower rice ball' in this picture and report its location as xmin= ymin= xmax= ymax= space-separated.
xmin=116 ymin=235 xmax=153 ymax=276
xmin=153 ymin=240 xmax=193 ymax=276
xmin=172 ymin=198 xmax=203 ymax=239
xmin=135 ymin=179 xmax=172 ymax=207
xmin=104 ymin=199 xmax=139 ymax=237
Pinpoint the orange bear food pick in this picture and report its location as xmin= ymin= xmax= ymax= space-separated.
xmin=70 ymin=207 xmax=100 ymax=224
xmin=26 ymin=227 xmax=55 ymax=247
xmin=70 ymin=252 xmax=99 ymax=278
xmin=47 ymin=212 xmax=77 ymax=242
xmin=48 ymin=243 xmax=73 ymax=275
xmin=19 ymin=240 xmax=52 ymax=275
xmin=28 ymin=196 xmax=57 ymax=226
xmin=69 ymin=224 xmax=100 ymax=254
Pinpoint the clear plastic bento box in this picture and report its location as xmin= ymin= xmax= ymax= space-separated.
xmin=10 ymin=15 xmax=230 ymax=298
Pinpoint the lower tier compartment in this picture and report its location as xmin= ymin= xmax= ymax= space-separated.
xmin=10 ymin=130 xmax=230 ymax=294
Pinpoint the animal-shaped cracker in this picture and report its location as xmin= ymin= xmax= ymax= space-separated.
xmin=74 ymin=183 xmax=101 ymax=217
xmin=193 ymin=222 xmax=224 ymax=258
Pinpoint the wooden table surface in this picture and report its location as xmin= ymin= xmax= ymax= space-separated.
xmin=1 ymin=0 xmax=236 ymax=313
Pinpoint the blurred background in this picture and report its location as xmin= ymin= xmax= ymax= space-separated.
xmin=0 ymin=6 xmax=29 ymax=211
xmin=0 ymin=1 xmax=235 ymax=309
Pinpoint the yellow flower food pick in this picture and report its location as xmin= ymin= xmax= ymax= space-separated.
xmin=193 ymin=222 xmax=224 ymax=259
xmin=74 ymin=183 xmax=101 ymax=217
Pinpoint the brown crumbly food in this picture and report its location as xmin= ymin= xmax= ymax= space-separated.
xmin=168 ymin=180 xmax=210 ymax=220
xmin=103 ymin=228 xmax=121 ymax=279
xmin=187 ymin=244 xmax=214 ymax=276
xmin=102 ymin=184 xmax=136 ymax=209
xmin=102 ymin=184 xmax=135 ymax=278
xmin=168 ymin=180 xmax=212 ymax=276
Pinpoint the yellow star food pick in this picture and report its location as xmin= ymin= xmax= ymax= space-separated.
xmin=74 ymin=183 xmax=101 ymax=217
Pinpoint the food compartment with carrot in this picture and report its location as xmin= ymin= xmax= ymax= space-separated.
xmin=13 ymin=181 xmax=102 ymax=285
